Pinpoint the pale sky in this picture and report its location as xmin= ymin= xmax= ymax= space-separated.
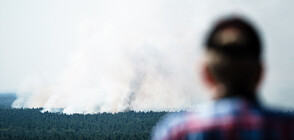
xmin=0 ymin=0 xmax=78 ymax=91
xmin=1 ymin=0 xmax=294 ymax=110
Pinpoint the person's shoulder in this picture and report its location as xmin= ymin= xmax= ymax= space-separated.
xmin=152 ymin=99 xmax=253 ymax=137
xmin=151 ymin=111 xmax=190 ymax=140
xmin=151 ymin=104 xmax=227 ymax=140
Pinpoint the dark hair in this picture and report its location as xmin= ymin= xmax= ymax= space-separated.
xmin=204 ymin=16 xmax=263 ymax=97
xmin=206 ymin=17 xmax=262 ymax=60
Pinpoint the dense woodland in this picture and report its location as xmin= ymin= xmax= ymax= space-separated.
xmin=0 ymin=94 xmax=167 ymax=140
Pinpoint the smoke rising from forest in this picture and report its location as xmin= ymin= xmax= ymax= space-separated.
xmin=12 ymin=0 xmax=294 ymax=114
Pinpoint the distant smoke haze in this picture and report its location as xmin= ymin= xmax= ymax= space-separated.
xmin=9 ymin=0 xmax=294 ymax=113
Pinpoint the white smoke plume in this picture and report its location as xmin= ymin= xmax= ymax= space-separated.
xmin=12 ymin=0 xmax=294 ymax=113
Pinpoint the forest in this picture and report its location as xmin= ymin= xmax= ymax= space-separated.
xmin=0 ymin=94 xmax=167 ymax=140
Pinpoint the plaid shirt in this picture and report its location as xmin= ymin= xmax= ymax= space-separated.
xmin=152 ymin=97 xmax=294 ymax=140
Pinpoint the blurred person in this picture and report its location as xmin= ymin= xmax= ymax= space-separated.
xmin=152 ymin=16 xmax=294 ymax=140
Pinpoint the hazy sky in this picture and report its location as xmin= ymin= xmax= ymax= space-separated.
xmin=1 ymin=0 xmax=294 ymax=112
xmin=0 ymin=0 xmax=77 ymax=92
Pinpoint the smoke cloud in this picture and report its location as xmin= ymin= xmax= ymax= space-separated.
xmin=12 ymin=0 xmax=294 ymax=113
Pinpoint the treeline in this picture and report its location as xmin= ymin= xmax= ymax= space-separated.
xmin=0 ymin=94 xmax=16 ymax=109
xmin=0 ymin=108 xmax=166 ymax=140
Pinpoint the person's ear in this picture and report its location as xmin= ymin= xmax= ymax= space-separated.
xmin=201 ymin=63 xmax=216 ymax=88
xmin=201 ymin=62 xmax=226 ymax=99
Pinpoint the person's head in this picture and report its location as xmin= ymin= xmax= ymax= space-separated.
xmin=202 ymin=16 xmax=263 ymax=100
